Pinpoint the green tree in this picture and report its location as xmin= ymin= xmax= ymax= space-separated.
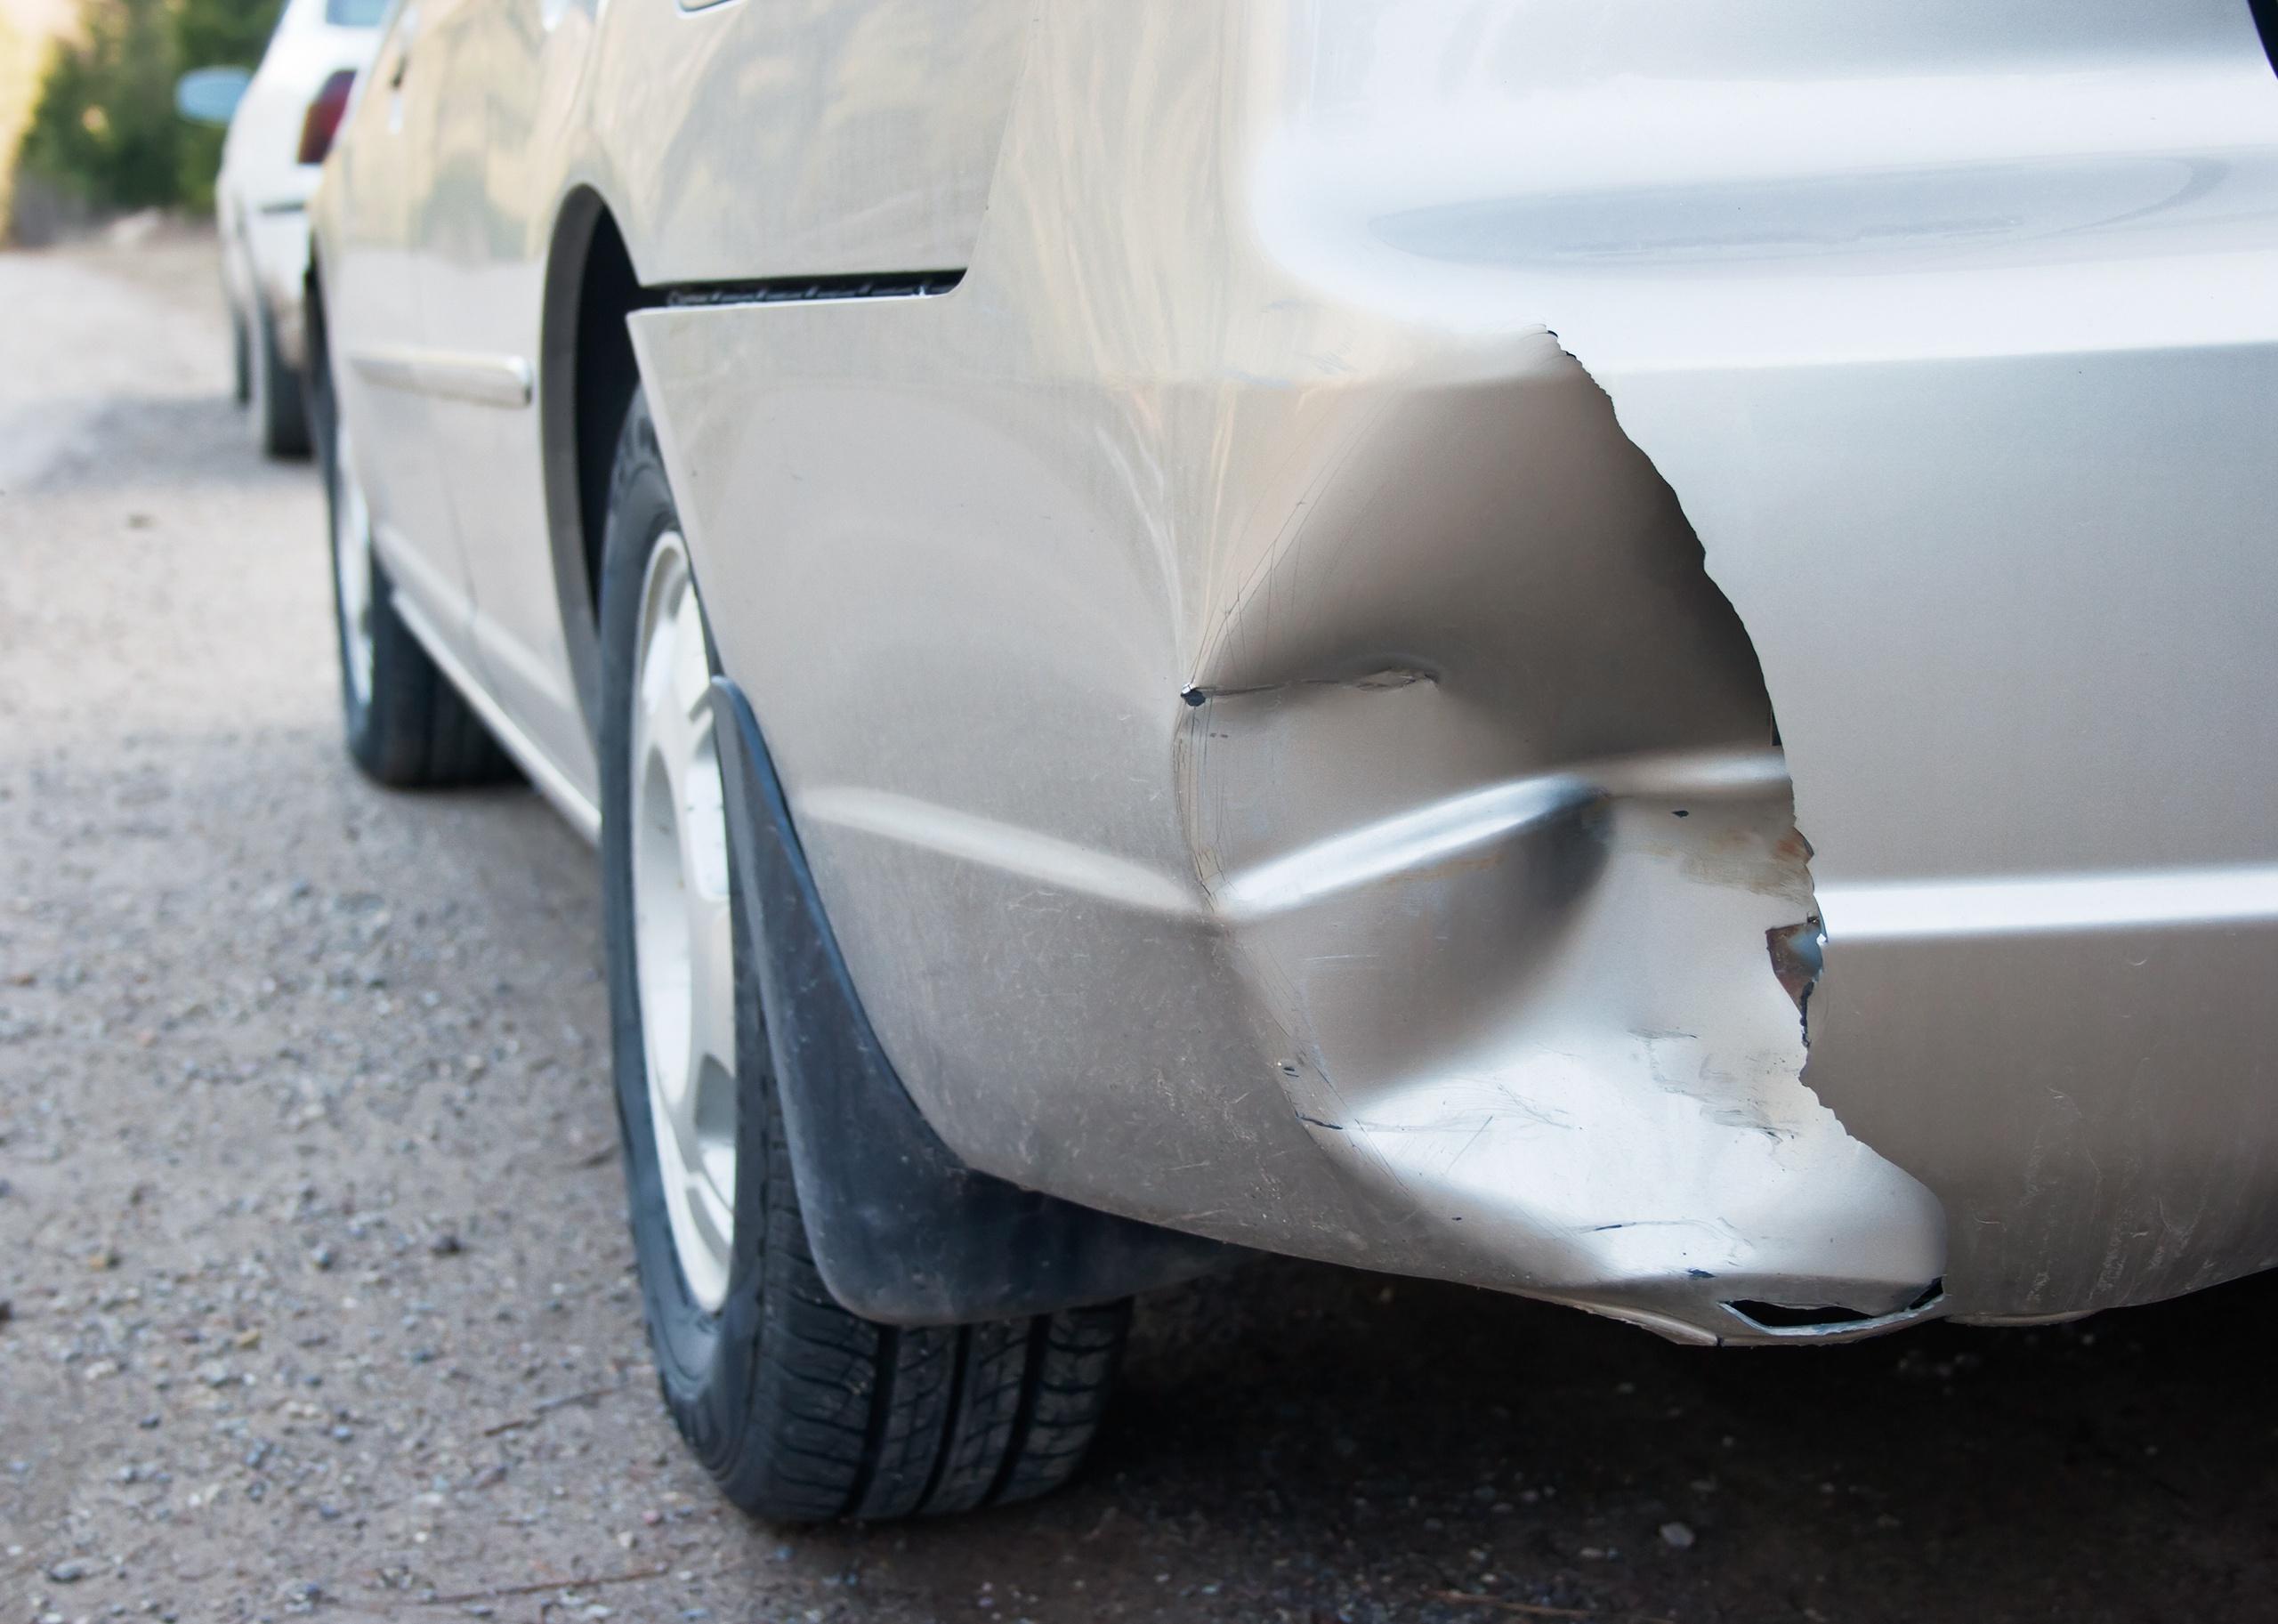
xmin=17 ymin=0 xmax=281 ymax=215
xmin=19 ymin=0 xmax=183 ymax=211
xmin=177 ymin=0 xmax=284 ymax=68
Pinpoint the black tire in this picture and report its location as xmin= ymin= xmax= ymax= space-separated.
xmin=319 ymin=372 xmax=513 ymax=788
xmin=598 ymin=385 xmax=1128 ymax=1523
xmin=249 ymin=295 xmax=311 ymax=458
xmin=230 ymin=300 xmax=251 ymax=406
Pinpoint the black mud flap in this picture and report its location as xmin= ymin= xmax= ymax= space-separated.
xmin=709 ymin=675 xmax=1232 ymax=1326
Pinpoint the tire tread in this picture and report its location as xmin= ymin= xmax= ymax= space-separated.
xmin=601 ymin=385 xmax=1127 ymax=1525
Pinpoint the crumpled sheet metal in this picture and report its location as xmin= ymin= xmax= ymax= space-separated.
xmin=1250 ymin=0 xmax=2278 ymax=1321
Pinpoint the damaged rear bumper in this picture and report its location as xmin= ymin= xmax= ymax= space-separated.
xmin=629 ymin=0 xmax=2278 ymax=1343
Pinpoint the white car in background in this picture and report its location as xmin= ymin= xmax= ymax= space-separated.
xmin=181 ymin=0 xmax=384 ymax=456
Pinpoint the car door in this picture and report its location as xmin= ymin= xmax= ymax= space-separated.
xmin=326 ymin=0 xmax=481 ymax=665
xmin=414 ymin=0 xmax=597 ymax=797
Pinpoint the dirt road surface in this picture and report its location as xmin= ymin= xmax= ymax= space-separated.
xmin=4 ymin=231 xmax=2276 ymax=1624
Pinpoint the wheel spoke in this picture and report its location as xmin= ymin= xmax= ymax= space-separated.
xmin=687 ymin=886 xmax=738 ymax=1078
xmin=671 ymin=581 xmax=712 ymax=720
xmin=684 ymin=1160 xmax=736 ymax=1280
xmin=640 ymin=653 xmax=693 ymax=781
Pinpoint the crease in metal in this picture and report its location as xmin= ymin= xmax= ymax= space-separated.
xmin=798 ymin=747 xmax=1793 ymax=928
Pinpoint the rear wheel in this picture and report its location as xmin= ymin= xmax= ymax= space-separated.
xmin=248 ymin=295 xmax=310 ymax=458
xmin=322 ymin=393 xmax=511 ymax=787
xmin=599 ymin=385 xmax=1128 ymax=1522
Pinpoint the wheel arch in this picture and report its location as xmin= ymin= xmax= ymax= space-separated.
xmin=302 ymin=246 xmax=335 ymax=463
xmin=539 ymin=183 xmax=650 ymax=743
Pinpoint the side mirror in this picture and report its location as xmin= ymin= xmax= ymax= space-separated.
xmin=174 ymin=66 xmax=254 ymax=127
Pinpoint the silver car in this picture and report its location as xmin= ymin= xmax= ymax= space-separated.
xmin=306 ymin=0 xmax=2278 ymax=1520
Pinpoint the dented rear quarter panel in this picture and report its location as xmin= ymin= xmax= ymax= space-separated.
xmin=616 ymin=0 xmax=2278 ymax=1340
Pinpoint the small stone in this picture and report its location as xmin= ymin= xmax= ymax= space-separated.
xmin=310 ymin=1248 xmax=334 ymax=1272
xmin=429 ymin=1233 xmax=463 ymax=1257
xmin=48 ymin=1558 xmax=93 ymax=1582
xmin=1660 ymin=1521 xmax=1697 ymax=1550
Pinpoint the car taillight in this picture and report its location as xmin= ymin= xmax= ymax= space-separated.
xmin=297 ymin=69 xmax=355 ymax=165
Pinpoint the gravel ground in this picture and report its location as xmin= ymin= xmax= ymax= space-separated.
xmin=5 ymin=230 xmax=2278 ymax=1624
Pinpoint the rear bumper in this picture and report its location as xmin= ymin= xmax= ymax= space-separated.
xmin=1807 ymin=891 xmax=2278 ymax=1325
xmin=632 ymin=0 xmax=2278 ymax=1343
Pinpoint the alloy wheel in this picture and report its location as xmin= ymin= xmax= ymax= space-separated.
xmin=628 ymin=531 xmax=739 ymax=1313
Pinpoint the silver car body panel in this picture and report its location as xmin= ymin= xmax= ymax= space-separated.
xmin=315 ymin=0 xmax=2278 ymax=1343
